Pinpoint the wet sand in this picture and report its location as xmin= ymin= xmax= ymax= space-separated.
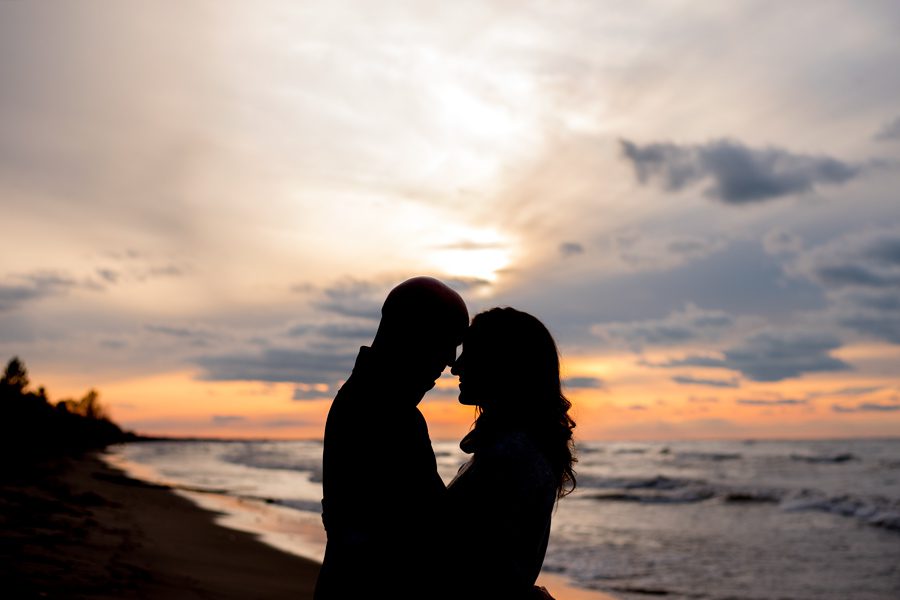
xmin=0 ymin=453 xmax=319 ymax=599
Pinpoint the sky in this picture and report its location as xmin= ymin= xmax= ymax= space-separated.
xmin=1 ymin=0 xmax=899 ymax=441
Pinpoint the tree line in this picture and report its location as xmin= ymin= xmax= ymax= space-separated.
xmin=0 ymin=356 xmax=136 ymax=457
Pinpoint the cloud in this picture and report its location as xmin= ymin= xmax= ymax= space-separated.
xmin=563 ymin=376 xmax=605 ymax=389
xmin=434 ymin=240 xmax=506 ymax=251
xmin=607 ymin=231 xmax=727 ymax=271
xmin=805 ymin=385 xmax=884 ymax=399
xmin=620 ymin=138 xmax=861 ymax=204
xmin=687 ymin=396 xmax=720 ymax=403
xmin=874 ymin=116 xmax=900 ymax=141
xmin=660 ymin=330 xmax=851 ymax=382
xmin=443 ymin=277 xmax=492 ymax=292
xmin=292 ymin=384 xmax=333 ymax=401
xmin=672 ymin=375 xmax=740 ymax=388
xmin=593 ymin=303 xmax=735 ymax=350
xmin=737 ymin=397 xmax=806 ymax=406
xmin=313 ymin=278 xmax=385 ymax=320
xmin=288 ymin=321 xmax=375 ymax=341
xmin=559 ymin=242 xmax=584 ymax=257
xmin=211 ymin=414 xmax=246 ymax=425
xmin=835 ymin=306 xmax=900 ymax=344
xmin=790 ymin=227 xmax=900 ymax=344
xmin=96 ymin=268 xmax=120 ymax=284
xmin=0 ymin=272 xmax=78 ymax=311
xmin=260 ymin=418 xmax=315 ymax=428
xmin=794 ymin=226 xmax=900 ymax=290
xmin=763 ymin=228 xmax=803 ymax=256
xmin=832 ymin=402 xmax=900 ymax=413
xmin=145 ymin=324 xmax=207 ymax=338
xmin=195 ymin=347 xmax=357 ymax=385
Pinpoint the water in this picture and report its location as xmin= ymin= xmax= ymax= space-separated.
xmin=106 ymin=438 xmax=900 ymax=600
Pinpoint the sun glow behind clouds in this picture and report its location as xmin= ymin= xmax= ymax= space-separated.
xmin=428 ymin=227 xmax=513 ymax=283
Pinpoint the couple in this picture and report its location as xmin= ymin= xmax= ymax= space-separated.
xmin=314 ymin=277 xmax=577 ymax=600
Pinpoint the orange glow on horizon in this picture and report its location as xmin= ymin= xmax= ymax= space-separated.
xmin=31 ymin=341 xmax=900 ymax=442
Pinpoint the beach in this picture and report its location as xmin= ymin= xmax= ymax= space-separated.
xmin=1 ymin=453 xmax=319 ymax=599
xmin=8 ymin=437 xmax=896 ymax=599
xmin=2 ymin=449 xmax=616 ymax=600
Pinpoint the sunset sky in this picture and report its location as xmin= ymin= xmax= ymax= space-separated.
xmin=1 ymin=1 xmax=899 ymax=441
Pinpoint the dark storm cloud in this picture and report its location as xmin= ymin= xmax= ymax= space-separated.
xmin=593 ymin=304 xmax=735 ymax=350
xmin=559 ymin=242 xmax=585 ymax=257
xmin=660 ymin=330 xmax=851 ymax=382
xmin=0 ymin=272 xmax=78 ymax=311
xmin=874 ymin=116 xmax=900 ymax=141
xmin=620 ymin=138 xmax=861 ymax=204
xmin=672 ymin=375 xmax=740 ymax=388
xmin=195 ymin=347 xmax=357 ymax=385
xmin=563 ymin=376 xmax=605 ymax=389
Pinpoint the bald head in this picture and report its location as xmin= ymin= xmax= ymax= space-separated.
xmin=382 ymin=276 xmax=467 ymax=327
xmin=371 ymin=277 xmax=469 ymax=387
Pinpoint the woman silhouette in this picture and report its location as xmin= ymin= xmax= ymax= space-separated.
xmin=446 ymin=307 xmax=577 ymax=600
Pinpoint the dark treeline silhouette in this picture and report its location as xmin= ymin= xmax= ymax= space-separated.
xmin=0 ymin=356 xmax=136 ymax=459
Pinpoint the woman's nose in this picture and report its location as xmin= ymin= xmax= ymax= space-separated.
xmin=451 ymin=353 xmax=464 ymax=375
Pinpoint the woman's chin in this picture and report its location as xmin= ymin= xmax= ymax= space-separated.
xmin=457 ymin=392 xmax=478 ymax=406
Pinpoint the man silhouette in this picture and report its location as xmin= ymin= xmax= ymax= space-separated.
xmin=314 ymin=277 xmax=468 ymax=599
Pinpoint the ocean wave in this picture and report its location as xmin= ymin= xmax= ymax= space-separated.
xmin=789 ymin=452 xmax=857 ymax=464
xmin=583 ymin=476 xmax=900 ymax=534
xmin=674 ymin=451 xmax=742 ymax=461
xmin=781 ymin=490 xmax=900 ymax=532
xmin=221 ymin=443 xmax=323 ymax=482
xmin=588 ymin=489 xmax=715 ymax=504
xmin=579 ymin=474 xmax=697 ymax=491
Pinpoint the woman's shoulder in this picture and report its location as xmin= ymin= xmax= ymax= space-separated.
xmin=480 ymin=431 xmax=555 ymax=488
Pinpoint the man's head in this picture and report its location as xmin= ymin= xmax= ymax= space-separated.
xmin=371 ymin=277 xmax=469 ymax=389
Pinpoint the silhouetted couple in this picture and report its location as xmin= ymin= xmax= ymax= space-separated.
xmin=314 ymin=277 xmax=577 ymax=600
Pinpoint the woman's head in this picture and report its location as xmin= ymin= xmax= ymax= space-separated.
xmin=452 ymin=307 xmax=577 ymax=497
xmin=453 ymin=308 xmax=559 ymax=412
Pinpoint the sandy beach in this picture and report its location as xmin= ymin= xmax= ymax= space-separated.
xmin=1 ymin=453 xmax=320 ymax=599
xmin=1 ymin=450 xmax=617 ymax=600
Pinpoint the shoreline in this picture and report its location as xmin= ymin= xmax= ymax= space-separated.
xmin=107 ymin=445 xmax=618 ymax=600
xmin=1 ymin=448 xmax=616 ymax=600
